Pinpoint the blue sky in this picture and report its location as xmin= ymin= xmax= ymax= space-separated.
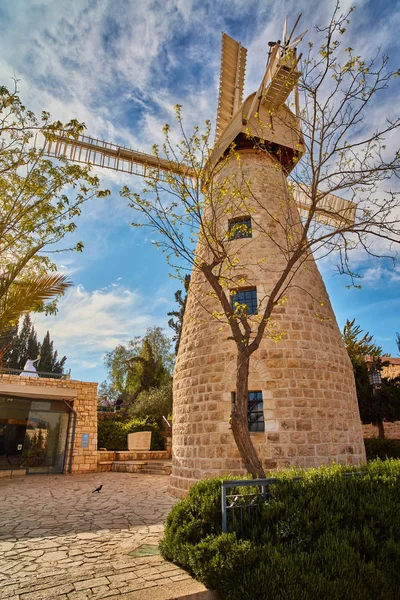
xmin=0 ymin=0 xmax=399 ymax=384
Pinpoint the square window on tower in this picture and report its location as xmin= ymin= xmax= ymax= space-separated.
xmin=228 ymin=216 xmax=252 ymax=240
xmin=231 ymin=391 xmax=265 ymax=432
xmin=248 ymin=391 xmax=265 ymax=432
xmin=231 ymin=287 xmax=257 ymax=316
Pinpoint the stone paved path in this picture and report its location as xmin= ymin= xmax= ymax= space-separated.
xmin=0 ymin=473 xmax=210 ymax=599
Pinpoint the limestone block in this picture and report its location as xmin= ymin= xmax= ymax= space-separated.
xmin=128 ymin=431 xmax=152 ymax=451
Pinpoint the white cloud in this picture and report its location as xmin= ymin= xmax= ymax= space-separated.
xmin=31 ymin=282 xmax=169 ymax=380
xmin=2 ymin=0 xmax=399 ymax=378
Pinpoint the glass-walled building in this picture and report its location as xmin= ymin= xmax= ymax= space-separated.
xmin=0 ymin=395 xmax=72 ymax=474
xmin=0 ymin=375 xmax=98 ymax=475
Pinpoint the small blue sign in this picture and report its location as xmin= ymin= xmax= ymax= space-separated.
xmin=81 ymin=433 xmax=89 ymax=448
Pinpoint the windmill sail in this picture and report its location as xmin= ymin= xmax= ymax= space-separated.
xmin=215 ymin=33 xmax=247 ymax=141
xmin=290 ymin=182 xmax=357 ymax=227
xmin=44 ymin=134 xmax=356 ymax=228
xmin=43 ymin=134 xmax=193 ymax=182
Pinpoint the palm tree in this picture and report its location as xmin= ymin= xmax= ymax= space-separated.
xmin=0 ymin=266 xmax=70 ymax=361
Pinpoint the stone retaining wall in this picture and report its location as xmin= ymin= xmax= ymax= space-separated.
xmin=363 ymin=422 xmax=400 ymax=439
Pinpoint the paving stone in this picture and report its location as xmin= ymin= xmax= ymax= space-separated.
xmin=107 ymin=572 xmax=139 ymax=586
xmin=169 ymin=574 xmax=192 ymax=582
xmin=0 ymin=473 xmax=212 ymax=600
xmin=66 ymin=592 xmax=90 ymax=600
xmin=20 ymin=583 xmax=75 ymax=600
xmin=90 ymin=592 xmax=121 ymax=600
xmin=74 ymin=577 xmax=110 ymax=592
xmin=117 ymin=580 xmax=158 ymax=594
xmin=36 ymin=551 xmax=68 ymax=563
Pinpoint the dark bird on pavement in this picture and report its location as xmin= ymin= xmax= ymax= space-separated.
xmin=92 ymin=484 xmax=103 ymax=493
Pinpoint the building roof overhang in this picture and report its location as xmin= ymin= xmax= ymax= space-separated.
xmin=0 ymin=383 xmax=77 ymax=400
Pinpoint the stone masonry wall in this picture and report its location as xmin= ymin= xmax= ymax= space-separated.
xmin=170 ymin=150 xmax=366 ymax=497
xmin=0 ymin=374 xmax=98 ymax=473
xmin=363 ymin=422 xmax=400 ymax=439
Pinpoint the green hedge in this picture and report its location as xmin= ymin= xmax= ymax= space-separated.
xmin=97 ymin=416 xmax=164 ymax=451
xmin=364 ymin=438 xmax=400 ymax=460
xmin=160 ymin=461 xmax=400 ymax=600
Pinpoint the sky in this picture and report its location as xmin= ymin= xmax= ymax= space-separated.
xmin=0 ymin=0 xmax=399 ymax=384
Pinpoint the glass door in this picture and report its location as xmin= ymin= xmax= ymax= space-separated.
xmin=0 ymin=396 xmax=71 ymax=474
xmin=0 ymin=396 xmax=30 ymax=470
xmin=25 ymin=400 xmax=71 ymax=474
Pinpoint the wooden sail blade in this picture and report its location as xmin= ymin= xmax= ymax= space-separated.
xmin=44 ymin=136 xmax=353 ymax=227
xmin=215 ymin=33 xmax=247 ymax=141
xmin=282 ymin=16 xmax=288 ymax=46
xmin=262 ymin=61 xmax=301 ymax=108
xmin=290 ymin=183 xmax=357 ymax=228
xmin=251 ymin=15 xmax=305 ymax=113
xmin=43 ymin=134 xmax=196 ymax=181
xmin=286 ymin=30 xmax=307 ymax=51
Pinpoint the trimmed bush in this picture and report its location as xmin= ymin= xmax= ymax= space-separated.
xmin=97 ymin=416 xmax=164 ymax=450
xmin=160 ymin=460 xmax=400 ymax=600
xmin=364 ymin=437 xmax=400 ymax=460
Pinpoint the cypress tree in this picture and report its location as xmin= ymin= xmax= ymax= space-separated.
xmin=3 ymin=317 xmax=66 ymax=374
xmin=168 ymin=274 xmax=190 ymax=354
xmin=37 ymin=331 xmax=66 ymax=374
xmin=4 ymin=314 xmax=40 ymax=369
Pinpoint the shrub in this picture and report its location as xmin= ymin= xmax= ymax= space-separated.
xmin=97 ymin=416 xmax=164 ymax=450
xmin=129 ymin=382 xmax=173 ymax=420
xmin=364 ymin=437 xmax=400 ymax=460
xmin=160 ymin=460 xmax=400 ymax=600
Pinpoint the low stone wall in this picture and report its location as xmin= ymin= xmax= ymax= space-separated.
xmin=97 ymin=450 xmax=171 ymax=472
xmin=363 ymin=422 xmax=400 ymax=440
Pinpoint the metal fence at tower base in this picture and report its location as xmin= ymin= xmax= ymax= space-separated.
xmin=221 ymin=473 xmax=361 ymax=533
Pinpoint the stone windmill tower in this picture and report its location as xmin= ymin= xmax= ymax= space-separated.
xmin=169 ymin=19 xmax=365 ymax=496
xmin=45 ymin=17 xmax=366 ymax=497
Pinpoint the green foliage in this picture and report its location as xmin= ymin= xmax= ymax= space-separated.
xmin=129 ymin=381 xmax=172 ymax=419
xmin=0 ymin=84 xmax=109 ymax=340
xmin=37 ymin=330 xmax=66 ymax=374
xmin=3 ymin=314 xmax=39 ymax=368
xmin=342 ymin=318 xmax=382 ymax=366
xmin=365 ymin=438 xmax=400 ymax=460
xmin=360 ymin=376 xmax=400 ymax=429
xmin=103 ymin=326 xmax=174 ymax=411
xmin=168 ymin=274 xmax=190 ymax=354
xmin=3 ymin=315 xmax=66 ymax=373
xmin=160 ymin=461 xmax=400 ymax=600
xmin=342 ymin=319 xmax=400 ymax=437
xmin=97 ymin=416 xmax=164 ymax=451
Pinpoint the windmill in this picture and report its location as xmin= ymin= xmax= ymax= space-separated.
xmin=44 ymin=18 xmax=355 ymax=228
xmin=45 ymin=16 xmax=365 ymax=495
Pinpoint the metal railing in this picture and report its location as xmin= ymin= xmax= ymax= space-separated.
xmin=0 ymin=367 xmax=69 ymax=380
xmin=221 ymin=472 xmax=360 ymax=533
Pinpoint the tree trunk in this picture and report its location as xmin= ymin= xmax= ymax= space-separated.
xmin=121 ymin=387 xmax=143 ymax=418
xmin=377 ymin=419 xmax=385 ymax=439
xmin=230 ymin=350 xmax=266 ymax=478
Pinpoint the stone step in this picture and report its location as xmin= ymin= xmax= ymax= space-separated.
xmin=111 ymin=458 xmax=172 ymax=475
xmin=111 ymin=462 xmax=144 ymax=473
xmin=113 ymin=460 xmax=148 ymax=465
xmin=140 ymin=468 xmax=172 ymax=475
xmin=140 ymin=461 xmax=171 ymax=465
xmin=114 ymin=450 xmax=170 ymax=460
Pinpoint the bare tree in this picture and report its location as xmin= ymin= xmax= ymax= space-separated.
xmin=122 ymin=5 xmax=400 ymax=478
